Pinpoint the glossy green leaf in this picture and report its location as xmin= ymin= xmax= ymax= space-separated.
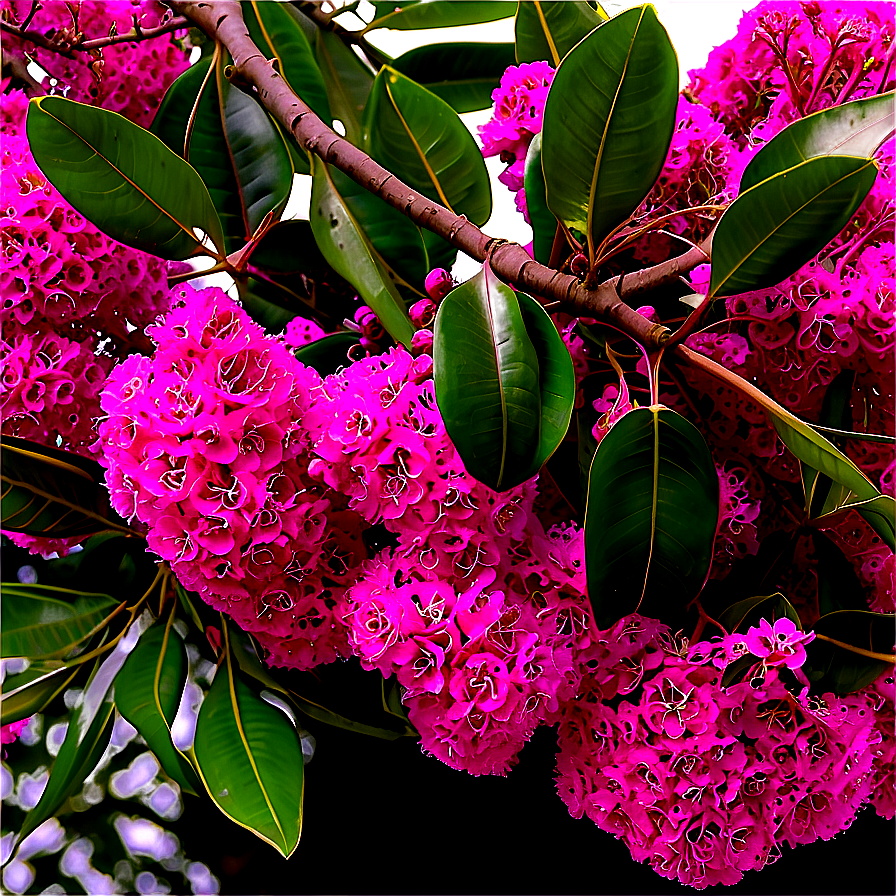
xmin=330 ymin=165 xmax=429 ymax=287
xmin=708 ymin=155 xmax=877 ymax=299
xmin=675 ymin=347 xmax=895 ymax=549
xmin=541 ymin=5 xmax=679 ymax=258
xmin=717 ymin=592 xmax=801 ymax=635
xmin=313 ymin=27 xmax=374 ymax=144
xmin=216 ymin=51 xmax=293 ymax=238
xmin=433 ymin=265 xmax=540 ymax=491
xmin=0 ymin=663 xmax=80 ymax=727
xmin=192 ymin=636 xmax=304 ymax=857
xmin=246 ymin=0 xmax=331 ymax=123
xmin=523 ymin=132 xmax=557 ymax=265
xmin=27 ymin=96 xmax=223 ymax=259
xmin=768 ymin=411 xmax=895 ymax=549
xmin=801 ymin=370 xmax=856 ymax=518
xmin=517 ymin=293 xmax=575 ymax=470
xmin=740 ymin=91 xmax=896 ymax=192
xmin=294 ymin=332 xmax=361 ymax=376
xmin=812 ymin=531 xmax=869 ymax=618
xmin=150 ymin=57 xmax=211 ymax=157
xmin=151 ymin=57 xmax=245 ymax=254
xmin=1 ymin=585 xmax=118 ymax=659
xmin=226 ymin=623 xmax=409 ymax=741
xmin=309 ymin=158 xmax=415 ymax=349
xmin=249 ymin=220 xmax=326 ymax=274
xmin=515 ymin=0 xmax=606 ymax=65
xmin=804 ymin=610 xmax=895 ymax=695
xmin=364 ymin=66 xmax=492 ymax=225
xmin=1 ymin=435 xmax=132 ymax=539
xmin=364 ymin=1 xmax=514 ymax=31
xmin=391 ymin=42 xmax=516 ymax=112
xmin=115 ymin=620 xmax=201 ymax=796
xmin=584 ymin=405 xmax=719 ymax=629
xmin=18 ymin=650 xmax=122 ymax=841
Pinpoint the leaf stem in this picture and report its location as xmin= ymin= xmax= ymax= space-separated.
xmin=813 ymin=633 xmax=895 ymax=664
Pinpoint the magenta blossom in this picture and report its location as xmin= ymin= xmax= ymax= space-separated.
xmin=743 ymin=617 xmax=815 ymax=669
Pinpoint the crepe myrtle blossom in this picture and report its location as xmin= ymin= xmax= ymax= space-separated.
xmin=744 ymin=617 xmax=815 ymax=669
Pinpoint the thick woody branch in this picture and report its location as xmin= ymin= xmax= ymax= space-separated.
xmin=0 ymin=14 xmax=188 ymax=58
xmin=168 ymin=0 xmax=709 ymax=349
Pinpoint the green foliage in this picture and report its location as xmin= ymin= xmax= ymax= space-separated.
xmin=114 ymin=620 xmax=201 ymax=796
xmin=391 ymin=42 xmax=516 ymax=113
xmin=363 ymin=66 xmax=492 ymax=225
xmin=523 ymin=133 xmax=557 ymax=265
xmin=1 ymin=436 xmax=132 ymax=539
xmin=192 ymin=634 xmax=304 ymax=858
xmin=709 ymin=156 xmax=878 ymax=298
xmin=27 ymin=96 xmax=224 ymax=259
xmin=717 ymin=593 xmax=802 ymax=635
xmin=541 ymin=4 xmax=679 ymax=259
xmin=433 ymin=266 xmax=541 ymax=491
xmin=364 ymin=1 xmax=514 ymax=31
xmin=309 ymin=158 xmax=416 ymax=348
xmin=515 ymin=0 xmax=607 ymax=66
xmin=584 ymin=406 xmax=719 ymax=629
xmin=740 ymin=91 xmax=896 ymax=191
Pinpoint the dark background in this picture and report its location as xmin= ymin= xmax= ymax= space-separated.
xmin=175 ymin=721 xmax=896 ymax=896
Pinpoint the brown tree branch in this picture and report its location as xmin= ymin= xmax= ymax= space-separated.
xmin=0 ymin=14 xmax=188 ymax=58
xmin=168 ymin=0 xmax=710 ymax=349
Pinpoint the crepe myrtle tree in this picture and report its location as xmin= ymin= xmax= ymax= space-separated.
xmin=0 ymin=0 xmax=894 ymax=890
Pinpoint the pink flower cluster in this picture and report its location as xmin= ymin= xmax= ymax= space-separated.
xmin=556 ymin=615 xmax=888 ymax=889
xmin=478 ymin=61 xmax=555 ymax=220
xmin=94 ymin=285 xmax=367 ymax=669
xmin=687 ymin=0 xmax=895 ymax=146
xmin=1 ymin=0 xmax=191 ymax=128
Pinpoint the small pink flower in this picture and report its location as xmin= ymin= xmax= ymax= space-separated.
xmin=424 ymin=269 xmax=454 ymax=302
xmin=743 ymin=617 xmax=815 ymax=669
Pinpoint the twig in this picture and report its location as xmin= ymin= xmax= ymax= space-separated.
xmin=167 ymin=0 xmax=713 ymax=350
xmin=0 ymin=14 xmax=188 ymax=57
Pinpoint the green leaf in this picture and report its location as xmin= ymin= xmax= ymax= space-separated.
xmin=0 ymin=662 xmax=81 ymax=727
xmin=245 ymin=0 xmax=331 ymax=124
xmin=192 ymin=634 xmax=304 ymax=858
xmin=114 ymin=620 xmax=201 ymax=796
xmin=768 ymin=411 xmax=895 ymax=549
xmin=675 ymin=347 xmax=895 ymax=549
xmin=216 ymin=51 xmax=293 ymax=238
xmin=249 ymin=220 xmax=326 ymax=274
xmin=515 ymin=0 xmax=606 ymax=66
xmin=708 ymin=155 xmax=877 ymax=299
xmin=541 ymin=5 xmax=679 ymax=258
xmin=517 ymin=293 xmax=575 ymax=471
xmin=330 ymin=165 xmax=429 ymax=287
xmin=363 ymin=66 xmax=492 ymax=225
xmin=740 ymin=91 xmax=896 ymax=192
xmin=1 ymin=585 xmax=119 ymax=659
xmin=309 ymin=158 xmax=415 ymax=349
xmin=433 ymin=265 xmax=541 ymax=491
xmin=801 ymin=370 xmax=856 ymax=518
xmin=226 ymin=623 xmax=409 ymax=741
xmin=717 ymin=592 xmax=801 ymax=635
xmin=391 ymin=42 xmax=516 ymax=113
xmin=1 ymin=435 xmax=132 ymax=539
xmin=811 ymin=531 xmax=869 ymax=618
xmin=27 ymin=96 xmax=223 ymax=259
xmin=18 ymin=649 xmax=122 ymax=841
xmin=313 ymin=27 xmax=374 ymax=145
xmin=150 ymin=57 xmax=210 ymax=157
xmin=294 ymin=332 xmax=361 ymax=376
xmin=151 ymin=57 xmax=245 ymax=255
xmin=364 ymin=1 xmax=514 ymax=32
xmin=523 ymin=132 xmax=557 ymax=265
xmin=584 ymin=405 xmax=719 ymax=630
xmin=804 ymin=610 xmax=895 ymax=695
